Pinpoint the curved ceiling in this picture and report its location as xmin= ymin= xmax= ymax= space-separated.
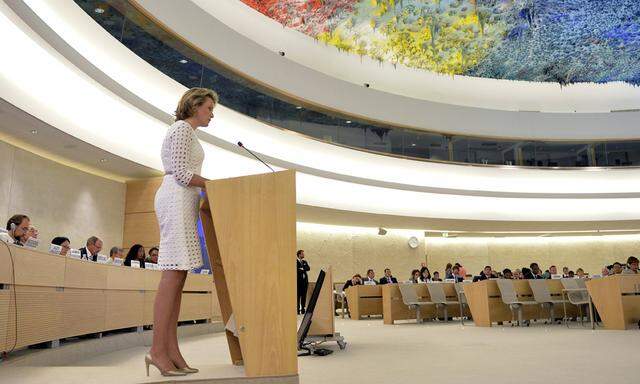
xmin=239 ymin=0 xmax=640 ymax=86
xmin=5 ymin=0 xmax=640 ymax=224
xmin=131 ymin=0 xmax=640 ymax=141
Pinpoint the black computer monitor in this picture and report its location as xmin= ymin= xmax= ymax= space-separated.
xmin=297 ymin=269 xmax=326 ymax=350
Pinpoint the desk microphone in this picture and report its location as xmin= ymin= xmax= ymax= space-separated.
xmin=237 ymin=141 xmax=275 ymax=173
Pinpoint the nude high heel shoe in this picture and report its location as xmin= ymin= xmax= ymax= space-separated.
xmin=177 ymin=366 xmax=199 ymax=374
xmin=145 ymin=354 xmax=187 ymax=377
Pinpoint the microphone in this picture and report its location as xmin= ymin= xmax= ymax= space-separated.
xmin=237 ymin=142 xmax=275 ymax=173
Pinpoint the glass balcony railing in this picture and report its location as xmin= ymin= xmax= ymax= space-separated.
xmin=74 ymin=0 xmax=640 ymax=168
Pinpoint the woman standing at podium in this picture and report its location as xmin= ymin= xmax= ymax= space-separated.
xmin=146 ymin=88 xmax=218 ymax=377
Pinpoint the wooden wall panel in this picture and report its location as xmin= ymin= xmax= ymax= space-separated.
xmin=144 ymin=270 xmax=162 ymax=291
xmin=105 ymin=291 xmax=144 ymax=330
xmin=143 ymin=291 xmax=155 ymax=325
xmin=64 ymin=259 xmax=108 ymax=289
xmin=125 ymin=177 xmax=163 ymax=214
xmin=0 ymin=245 xmax=13 ymax=284
xmin=62 ymin=288 xmax=106 ymax=337
xmin=123 ymin=212 xmax=160 ymax=249
xmin=106 ymin=266 xmax=145 ymax=290
xmin=179 ymin=293 xmax=212 ymax=321
xmin=0 ymin=289 xmax=15 ymax=352
xmin=14 ymin=286 xmax=64 ymax=349
xmin=12 ymin=247 xmax=65 ymax=287
xmin=124 ymin=178 xmax=163 ymax=251
xmin=184 ymin=274 xmax=213 ymax=292
xmin=0 ymin=245 xmax=219 ymax=352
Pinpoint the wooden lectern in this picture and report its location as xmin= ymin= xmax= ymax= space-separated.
xmin=199 ymin=170 xmax=298 ymax=381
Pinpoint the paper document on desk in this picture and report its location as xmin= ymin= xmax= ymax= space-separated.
xmin=225 ymin=313 xmax=239 ymax=337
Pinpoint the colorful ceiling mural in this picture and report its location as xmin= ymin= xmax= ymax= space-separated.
xmin=240 ymin=0 xmax=640 ymax=85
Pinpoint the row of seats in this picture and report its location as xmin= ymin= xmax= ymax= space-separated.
xmin=395 ymin=278 xmax=592 ymax=327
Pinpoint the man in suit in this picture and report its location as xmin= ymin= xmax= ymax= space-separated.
xmin=79 ymin=236 xmax=103 ymax=262
xmin=530 ymin=262 xmax=544 ymax=279
xmin=362 ymin=269 xmax=378 ymax=285
xmin=475 ymin=265 xmax=496 ymax=281
xmin=296 ymin=249 xmax=310 ymax=314
xmin=379 ymin=268 xmax=398 ymax=284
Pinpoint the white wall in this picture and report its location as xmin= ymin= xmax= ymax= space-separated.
xmin=0 ymin=140 xmax=125 ymax=253
xmin=297 ymin=223 xmax=426 ymax=283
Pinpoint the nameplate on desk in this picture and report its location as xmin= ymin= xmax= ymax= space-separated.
xmin=96 ymin=254 xmax=109 ymax=264
xmin=551 ymin=274 xmax=562 ymax=279
xmin=49 ymin=243 xmax=62 ymax=255
xmin=200 ymin=269 xmax=210 ymax=275
xmin=364 ymin=281 xmax=376 ymax=286
xmin=146 ymin=263 xmax=157 ymax=270
xmin=24 ymin=237 xmax=39 ymax=249
xmin=113 ymin=257 xmax=123 ymax=266
xmin=444 ymin=278 xmax=455 ymax=283
xmin=130 ymin=260 xmax=141 ymax=268
xmin=69 ymin=249 xmax=82 ymax=259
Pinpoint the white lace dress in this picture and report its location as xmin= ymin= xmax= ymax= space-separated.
xmin=154 ymin=120 xmax=205 ymax=270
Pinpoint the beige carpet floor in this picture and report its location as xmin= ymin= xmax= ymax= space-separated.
xmin=1 ymin=318 xmax=638 ymax=384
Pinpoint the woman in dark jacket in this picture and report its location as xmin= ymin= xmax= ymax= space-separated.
xmin=125 ymin=244 xmax=146 ymax=268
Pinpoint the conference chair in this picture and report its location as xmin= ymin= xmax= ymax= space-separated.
xmin=398 ymin=283 xmax=435 ymax=324
xmin=454 ymin=282 xmax=471 ymax=325
xmin=496 ymin=279 xmax=538 ymax=326
xmin=560 ymin=278 xmax=595 ymax=329
xmin=426 ymin=283 xmax=459 ymax=323
xmin=528 ymin=279 xmax=568 ymax=324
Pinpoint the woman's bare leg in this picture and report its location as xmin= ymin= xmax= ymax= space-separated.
xmin=150 ymin=270 xmax=185 ymax=371
xmin=167 ymin=271 xmax=188 ymax=368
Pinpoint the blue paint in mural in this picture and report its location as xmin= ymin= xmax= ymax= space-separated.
xmin=470 ymin=0 xmax=640 ymax=85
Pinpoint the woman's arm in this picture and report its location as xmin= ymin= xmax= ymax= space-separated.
xmin=188 ymin=174 xmax=208 ymax=188
xmin=169 ymin=124 xmax=209 ymax=188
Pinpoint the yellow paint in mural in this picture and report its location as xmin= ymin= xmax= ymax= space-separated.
xmin=318 ymin=27 xmax=356 ymax=52
xmin=314 ymin=1 xmax=505 ymax=75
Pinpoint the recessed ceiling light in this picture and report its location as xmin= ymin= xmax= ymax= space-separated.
xmin=30 ymin=129 xmax=37 ymax=134
xmin=345 ymin=120 xmax=352 ymax=124
xmin=99 ymin=158 xmax=108 ymax=163
xmin=295 ymin=106 xmax=302 ymax=110
xmin=94 ymin=8 xmax=105 ymax=14
xmin=410 ymin=143 xmax=416 ymax=147
xmin=179 ymin=59 xmax=188 ymax=64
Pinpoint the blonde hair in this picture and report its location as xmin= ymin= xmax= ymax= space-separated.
xmin=174 ymin=87 xmax=219 ymax=121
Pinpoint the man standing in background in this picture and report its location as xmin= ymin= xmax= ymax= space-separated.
xmin=296 ymin=249 xmax=310 ymax=314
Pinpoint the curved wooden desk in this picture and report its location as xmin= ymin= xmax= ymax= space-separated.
xmin=344 ymin=285 xmax=383 ymax=319
xmin=0 ymin=244 xmax=220 ymax=353
xmin=587 ymin=274 xmax=640 ymax=330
